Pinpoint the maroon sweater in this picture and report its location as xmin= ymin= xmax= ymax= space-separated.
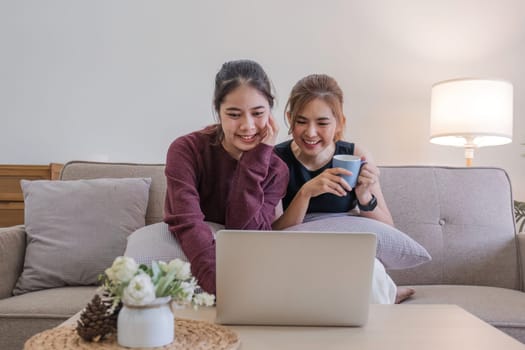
xmin=164 ymin=128 xmax=288 ymax=294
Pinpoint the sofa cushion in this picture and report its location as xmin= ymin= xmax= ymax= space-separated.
xmin=124 ymin=222 xmax=224 ymax=265
xmin=60 ymin=161 xmax=166 ymax=225
xmin=14 ymin=178 xmax=151 ymax=295
xmin=380 ymin=167 xmax=519 ymax=289
xmin=283 ymin=215 xmax=431 ymax=269
xmin=124 ymin=222 xmax=187 ymax=265
xmin=403 ymin=284 xmax=525 ymax=343
xmin=0 ymin=225 xmax=25 ymax=299
xmin=0 ymin=286 xmax=97 ymax=350
xmin=125 ymin=219 xmax=430 ymax=270
xmin=0 ymin=286 xmax=97 ymax=318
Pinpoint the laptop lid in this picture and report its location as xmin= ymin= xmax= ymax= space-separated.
xmin=215 ymin=230 xmax=377 ymax=326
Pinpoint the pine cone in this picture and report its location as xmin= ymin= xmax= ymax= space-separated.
xmin=76 ymin=294 xmax=118 ymax=342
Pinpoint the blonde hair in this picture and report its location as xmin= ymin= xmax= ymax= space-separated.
xmin=285 ymin=74 xmax=346 ymax=141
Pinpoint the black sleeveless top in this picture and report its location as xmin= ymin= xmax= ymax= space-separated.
xmin=274 ymin=140 xmax=357 ymax=213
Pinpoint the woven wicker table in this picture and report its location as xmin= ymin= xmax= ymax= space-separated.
xmin=24 ymin=318 xmax=240 ymax=350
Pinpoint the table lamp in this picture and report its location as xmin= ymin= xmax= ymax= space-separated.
xmin=430 ymin=78 xmax=513 ymax=166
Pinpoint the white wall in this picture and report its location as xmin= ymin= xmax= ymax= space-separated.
xmin=2 ymin=0 xmax=524 ymax=200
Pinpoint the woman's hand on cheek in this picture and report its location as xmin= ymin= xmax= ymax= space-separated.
xmin=261 ymin=115 xmax=279 ymax=146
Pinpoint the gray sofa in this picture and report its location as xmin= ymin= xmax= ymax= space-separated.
xmin=0 ymin=161 xmax=524 ymax=349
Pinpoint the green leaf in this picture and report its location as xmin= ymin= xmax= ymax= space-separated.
xmin=151 ymin=261 xmax=162 ymax=284
xmin=514 ymin=200 xmax=525 ymax=232
xmin=155 ymin=268 xmax=178 ymax=297
xmin=165 ymin=280 xmax=183 ymax=297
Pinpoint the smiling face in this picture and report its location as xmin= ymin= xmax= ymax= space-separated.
xmin=219 ymin=84 xmax=271 ymax=159
xmin=289 ymin=98 xmax=341 ymax=166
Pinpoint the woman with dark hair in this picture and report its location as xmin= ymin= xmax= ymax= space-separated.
xmin=164 ymin=60 xmax=288 ymax=294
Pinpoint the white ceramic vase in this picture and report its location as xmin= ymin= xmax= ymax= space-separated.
xmin=117 ymin=296 xmax=174 ymax=348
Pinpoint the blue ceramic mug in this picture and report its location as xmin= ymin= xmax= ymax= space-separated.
xmin=332 ymin=154 xmax=365 ymax=188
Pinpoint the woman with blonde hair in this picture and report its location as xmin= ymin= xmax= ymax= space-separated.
xmin=273 ymin=74 xmax=414 ymax=303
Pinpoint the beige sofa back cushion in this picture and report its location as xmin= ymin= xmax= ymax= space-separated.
xmin=60 ymin=162 xmax=521 ymax=290
xmin=61 ymin=161 xmax=166 ymax=225
xmin=380 ymin=166 xmax=519 ymax=290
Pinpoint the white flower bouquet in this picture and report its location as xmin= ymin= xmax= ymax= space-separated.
xmin=100 ymin=256 xmax=215 ymax=309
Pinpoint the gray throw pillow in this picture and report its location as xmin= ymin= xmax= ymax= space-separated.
xmin=14 ymin=177 xmax=151 ymax=295
xmin=284 ymin=215 xmax=431 ymax=269
xmin=124 ymin=221 xmax=224 ymax=266
xmin=124 ymin=222 xmax=187 ymax=264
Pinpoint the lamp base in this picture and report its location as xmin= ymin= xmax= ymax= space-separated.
xmin=465 ymin=147 xmax=475 ymax=167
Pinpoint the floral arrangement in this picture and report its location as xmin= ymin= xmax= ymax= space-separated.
xmin=100 ymin=256 xmax=215 ymax=309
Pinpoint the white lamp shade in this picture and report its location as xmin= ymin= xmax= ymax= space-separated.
xmin=430 ymin=78 xmax=513 ymax=147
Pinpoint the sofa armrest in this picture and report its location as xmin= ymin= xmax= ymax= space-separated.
xmin=0 ymin=225 xmax=26 ymax=299
xmin=518 ymin=232 xmax=525 ymax=292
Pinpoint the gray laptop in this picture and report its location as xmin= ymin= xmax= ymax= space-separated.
xmin=215 ymin=230 xmax=377 ymax=326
